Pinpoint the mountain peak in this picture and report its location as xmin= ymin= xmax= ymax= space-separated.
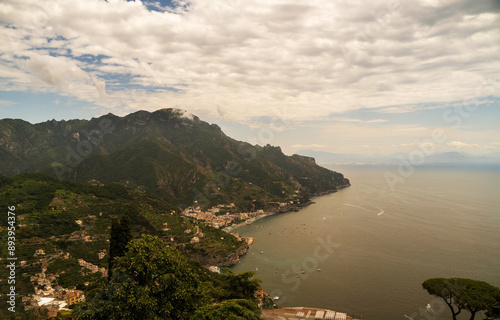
xmin=152 ymin=108 xmax=197 ymax=121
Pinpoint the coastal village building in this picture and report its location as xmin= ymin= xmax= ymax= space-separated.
xmin=65 ymin=292 xmax=78 ymax=306
xmin=181 ymin=205 xmax=266 ymax=229
xmin=190 ymin=236 xmax=200 ymax=243
xmin=78 ymin=258 xmax=107 ymax=275
xmin=97 ymin=249 xmax=107 ymax=260
xmin=63 ymin=290 xmax=85 ymax=306
xmin=208 ymin=266 xmax=220 ymax=273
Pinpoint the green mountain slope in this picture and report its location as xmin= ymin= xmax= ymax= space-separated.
xmin=0 ymin=108 xmax=349 ymax=208
xmin=0 ymin=174 xmax=270 ymax=319
xmin=0 ymin=173 xmax=247 ymax=284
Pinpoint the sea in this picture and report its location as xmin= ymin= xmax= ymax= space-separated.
xmin=230 ymin=164 xmax=500 ymax=320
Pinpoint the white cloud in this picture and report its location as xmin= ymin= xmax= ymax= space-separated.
xmin=0 ymin=99 xmax=17 ymax=106
xmin=446 ymin=141 xmax=480 ymax=148
xmin=331 ymin=117 xmax=363 ymax=123
xmin=24 ymin=54 xmax=89 ymax=88
xmin=331 ymin=117 xmax=389 ymax=123
xmin=0 ymin=0 xmax=499 ymax=127
xmin=377 ymin=105 xmax=423 ymax=114
xmin=366 ymin=119 xmax=389 ymax=123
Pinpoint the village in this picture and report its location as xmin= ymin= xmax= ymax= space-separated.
xmin=19 ymin=247 xmax=108 ymax=317
xmin=181 ymin=201 xmax=295 ymax=230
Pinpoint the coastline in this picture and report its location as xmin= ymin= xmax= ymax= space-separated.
xmin=225 ymin=185 xmax=351 ymax=237
xmin=223 ymin=186 xmax=350 ymax=266
xmin=224 ymin=200 xmax=316 ymax=233
xmin=224 ymin=211 xmax=278 ymax=232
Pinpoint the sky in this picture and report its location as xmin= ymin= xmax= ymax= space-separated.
xmin=0 ymin=0 xmax=499 ymax=156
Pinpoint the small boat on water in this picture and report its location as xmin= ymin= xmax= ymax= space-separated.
xmin=317 ymin=268 xmax=322 ymax=272
xmin=273 ymin=296 xmax=280 ymax=300
xmin=260 ymin=251 xmax=264 ymax=254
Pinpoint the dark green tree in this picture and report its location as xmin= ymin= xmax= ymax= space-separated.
xmin=74 ymin=234 xmax=211 ymax=320
xmin=108 ymin=214 xmax=132 ymax=279
xmin=217 ymin=270 xmax=262 ymax=301
xmin=190 ymin=299 xmax=262 ymax=320
xmin=422 ymin=278 xmax=500 ymax=320
xmin=485 ymin=299 xmax=500 ymax=320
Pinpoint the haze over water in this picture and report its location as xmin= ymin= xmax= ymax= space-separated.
xmin=231 ymin=164 xmax=500 ymax=320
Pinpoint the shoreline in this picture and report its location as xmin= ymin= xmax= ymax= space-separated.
xmin=224 ymin=186 xmax=350 ymax=266
xmin=225 ymin=185 xmax=351 ymax=235
xmin=222 ymin=183 xmax=350 ymax=234
xmin=224 ymin=200 xmax=316 ymax=233
xmin=224 ymin=211 xmax=278 ymax=232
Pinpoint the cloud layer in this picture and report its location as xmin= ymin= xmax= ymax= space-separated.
xmin=1 ymin=0 xmax=499 ymax=155
xmin=1 ymin=0 xmax=499 ymax=123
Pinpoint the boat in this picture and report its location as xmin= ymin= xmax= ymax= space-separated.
xmin=273 ymin=296 xmax=279 ymax=300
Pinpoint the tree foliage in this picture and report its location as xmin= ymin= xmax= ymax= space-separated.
xmin=108 ymin=214 xmax=132 ymax=279
xmin=74 ymin=235 xmax=211 ymax=320
xmin=215 ymin=270 xmax=262 ymax=301
xmin=190 ymin=299 xmax=262 ymax=320
xmin=422 ymin=278 xmax=500 ymax=320
xmin=74 ymin=234 xmax=263 ymax=320
xmin=486 ymin=300 xmax=500 ymax=320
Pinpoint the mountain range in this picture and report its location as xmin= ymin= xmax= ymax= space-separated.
xmin=0 ymin=108 xmax=349 ymax=211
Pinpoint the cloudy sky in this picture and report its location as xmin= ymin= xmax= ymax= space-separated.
xmin=1 ymin=0 xmax=499 ymax=156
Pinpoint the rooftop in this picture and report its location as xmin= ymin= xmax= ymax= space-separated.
xmin=262 ymin=307 xmax=358 ymax=320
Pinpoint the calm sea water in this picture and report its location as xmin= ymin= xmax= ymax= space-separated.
xmin=231 ymin=164 xmax=500 ymax=320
